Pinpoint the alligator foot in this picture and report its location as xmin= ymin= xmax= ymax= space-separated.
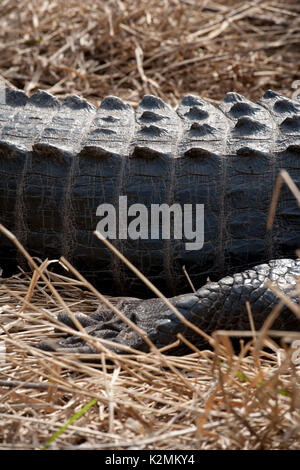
xmin=37 ymin=259 xmax=300 ymax=355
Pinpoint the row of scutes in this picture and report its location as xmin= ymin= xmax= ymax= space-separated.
xmin=2 ymin=85 xmax=300 ymax=118
xmin=0 ymin=85 xmax=299 ymax=160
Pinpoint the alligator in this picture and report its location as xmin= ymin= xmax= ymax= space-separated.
xmin=0 ymin=84 xmax=299 ymax=353
xmin=37 ymin=258 xmax=300 ymax=354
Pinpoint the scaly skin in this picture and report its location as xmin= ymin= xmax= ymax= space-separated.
xmin=37 ymin=259 xmax=300 ymax=354
xmin=0 ymin=86 xmax=299 ymax=297
xmin=0 ymin=86 xmax=299 ymax=353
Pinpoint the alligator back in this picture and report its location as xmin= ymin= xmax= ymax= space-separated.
xmin=0 ymin=85 xmax=299 ymax=296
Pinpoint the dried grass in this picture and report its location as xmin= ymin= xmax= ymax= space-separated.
xmin=0 ymin=0 xmax=299 ymax=106
xmin=0 ymin=244 xmax=299 ymax=449
xmin=0 ymin=0 xmax=300 ymax=450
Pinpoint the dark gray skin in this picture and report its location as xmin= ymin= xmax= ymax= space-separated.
xmin=0 ymin=86 xmax=299 ymax=353
xmin=37 ymin=259 xmax=300 ymax=354
xmin=0 ymin=86 xmax=299 ymax=297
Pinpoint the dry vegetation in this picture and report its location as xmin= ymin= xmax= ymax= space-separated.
xmin=0 ymin=0 xmax=299 ymax=105
xmin=0 ymin=262 xmax=300 ymax=450
xmin=0 ymin=0 xmax=299 ymax=450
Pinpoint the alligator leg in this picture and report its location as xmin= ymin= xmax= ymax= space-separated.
xmin=37 ymin=259 xmax=300 ymax=354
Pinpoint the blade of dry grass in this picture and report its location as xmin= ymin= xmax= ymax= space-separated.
xmin=93 ymin=230 xmax=215 ymax=347
xmin=267 ymin=170 xmax=300 ymax=230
